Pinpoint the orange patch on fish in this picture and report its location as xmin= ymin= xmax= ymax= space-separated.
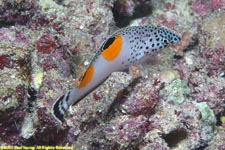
xmin=74 ymin=70 xmax=86 ymax=87
xmin=102 ymin=34 xmax=122 ymax=61
xmin=74 ymin=80 xmax=80 ymax=87
xmin=75 ymin=65 xmax=94 ymax=88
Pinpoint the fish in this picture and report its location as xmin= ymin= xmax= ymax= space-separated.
xmin=52 ymin=26 xmax=181 ymax=123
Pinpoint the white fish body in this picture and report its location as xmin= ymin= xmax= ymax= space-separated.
xmin=52 ymin=26 xmax=181 ymax=123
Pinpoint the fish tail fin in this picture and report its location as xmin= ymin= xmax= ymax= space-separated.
xmin=52 ymin=91 xmax=70 ymax=123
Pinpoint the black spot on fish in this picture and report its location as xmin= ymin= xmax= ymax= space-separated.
xmin=102 ymin=36 xmax=116 ymax=51
xmin=152 ymin=43 xmax=155 ymax=47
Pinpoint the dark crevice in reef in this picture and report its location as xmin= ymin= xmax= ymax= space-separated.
xmin=196 ymin=144 xmax=209 ymax=150
xmin=162 ymin=129 xmax=188 ymax=148
xmin=53 ymin=0 xmax=65 ymax=5
xmin=112 ymin=0 xmax=153 ymax=28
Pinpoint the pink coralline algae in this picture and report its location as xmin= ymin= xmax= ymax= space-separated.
xmin=155 ymin=14 xmax=177 ymax=29
xmin=104 ymin=115 xmax=149 ymax=147
xmin=202 ymin=45 xmax=225 ymax=76
xmin=211 ymin=0 xmax=225 ymax=9
xmin=164 ymin=2 xmax=175 ymax=10
xmin=0 ymin=0 xmax=38 ymax=25
xmin=192 ymin=0 xmax=225 ymax=15
xmin=0 ymin=106 xmax=26 ymax=145
xmin=190 ymin=81 xmax=225 ymax=115
xmin=121 ymin=80 xmax=160 ymax=115
xmin=36 ymin=34 xmax=57 ymax=54
xmin=37 ymin=46 xmax=72 ymax=76
xmin=33 ymin=107 xmax=76 ymax=145
xmin=0 ymin=28 xmax=27 ymax=43
xmin=0 ymin=55 xmax=12 ymax=69
xmin=38 ymin=56 xmax=57 ymax=71
xmin=192 ymin=0 xmax=211 ymax=15
xmin=15 ymin=84 xmax=26 ymax=103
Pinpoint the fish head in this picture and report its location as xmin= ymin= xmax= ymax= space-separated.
xmin=159 ymin=28 xmax=181 ymax=45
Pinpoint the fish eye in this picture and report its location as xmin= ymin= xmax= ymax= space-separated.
xmin=172 ymin=36 xmax=180 ymax=43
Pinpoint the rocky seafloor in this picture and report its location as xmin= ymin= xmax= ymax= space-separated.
xmin=0 ymin=0 xmax=224 ymax=150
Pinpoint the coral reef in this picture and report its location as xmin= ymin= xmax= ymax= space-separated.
xmin=0 ymin=0 xmax=224 ymax=149
xmin=0 ymin=0 xmax=38 ymax=26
